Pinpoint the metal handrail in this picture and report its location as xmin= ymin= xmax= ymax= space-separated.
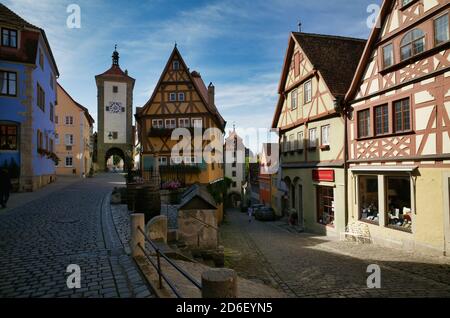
xmin=137 ymin=227 xmax=202 ymax=293
xmin=137 ymin=243 xmax=182 ymax=298
xmin=189 ymin=215 xmax=219 ymax=231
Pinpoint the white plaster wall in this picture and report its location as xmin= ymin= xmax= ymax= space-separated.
xmin=104 ymin=81 xmax=127 ymax=144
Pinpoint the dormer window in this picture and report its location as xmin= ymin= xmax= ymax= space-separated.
xmin=400 ymin=29 xmax=425 ymax=60
xmin=173 ymin=61 xmax=180 ymax=70
xmin=1 ymin=28 xmax=17 ymax=48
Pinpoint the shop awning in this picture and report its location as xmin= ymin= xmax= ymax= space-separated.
xmin=349 ymin=165 xmax=418 ymax=173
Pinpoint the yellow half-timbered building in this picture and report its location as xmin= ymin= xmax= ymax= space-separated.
xmin=135 ymin=46 xmax=226 ymax=189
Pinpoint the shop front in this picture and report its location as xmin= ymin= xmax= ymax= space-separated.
xmin=282 ymin=166 xmax=345 ymax=237
xmin=348 ymin=165 xmax=450 ymax=256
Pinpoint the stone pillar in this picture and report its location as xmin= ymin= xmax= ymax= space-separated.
xmin=201 ymin=268 xmax=237 ymax=298
xmin=130 ymin=213 xmax=145 ymax=258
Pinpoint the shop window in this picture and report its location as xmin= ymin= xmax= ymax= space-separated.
xmin=0 ymin=124 xmax=18 ymax=150
xmin=317 ymin=186 xmax=334 ymax=227
xmin=386 ymin=176 xmax=412 ymax=232
xmin=359 ymin=175 xmax=379 ymax=224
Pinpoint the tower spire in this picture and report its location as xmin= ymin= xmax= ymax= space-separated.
xmin=112 ymin=44 xmax=119 ymax=66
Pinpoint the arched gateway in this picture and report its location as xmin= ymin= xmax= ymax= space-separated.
xmin=95 ymin=46 xmax=135 ymax=171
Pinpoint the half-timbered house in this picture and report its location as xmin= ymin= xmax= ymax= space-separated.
xmin=345 ymin=0 xmax=450 ymax=255
xmin=135 ymin=45 xmax=226 ymax=189
xmin=272 ymin=32 xmax=366 ymax=236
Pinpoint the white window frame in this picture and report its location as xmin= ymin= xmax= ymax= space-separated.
xmin=321 ymin=125 xmax=330 ymax=146
xmin=65 ymin=156 xmax=73 ymax=167
xmin=65 ymin=116 xmax=73 ymax=125
xmin=165 ymin=118 xmax=176 ymax=129
xmin=291 ymin=89 xmax=298 ymax=110
xmin=65 ymin=134 xmax=74 ymax=146
xmin=152 ymin=119 xmax=164 ymax=129
xmin=192 ymin=118 xmax=203 ymax=128
xmin=309 ymin=128 xmax=317 ymax=148
xmin=178 ymin=92 xmax=185 ymax=102
xmin=169 ymin=92 xmax=177 ymax=102
xmin=178 ymin=118 xmax=190 ymax=128
xmin=158 ymin=156 xmax=168 ymax=166
xmin=304 ymin=80 xmax=312 ymax=104
xmin=297 ymin=131 xmax=304 ymax=150
xmin=289 ymin=134 xmax=295 ymax=151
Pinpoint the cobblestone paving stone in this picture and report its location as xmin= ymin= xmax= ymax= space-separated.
xmin=220 ymin=209 xmax=450 ymax=298
xmin=0 ymin=174 xmax=153 ymax=298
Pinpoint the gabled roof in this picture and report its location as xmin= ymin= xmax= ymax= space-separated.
xmin=291 ymin=32 xmax=366 ymax=97
xmin=345 ymin=0 xmax=394 ymax=103
xmin=179 ymin=184 xmax=217 ymax=210
xmin=136 ymin=46 xmax=226 ymax=130
xmin=57 ymin=83 xmax=95 ymax=126
xmin=0 ymin=3 xmax=59 ymax=76
xmin=272 ymin=32 xmax=366 ymax=128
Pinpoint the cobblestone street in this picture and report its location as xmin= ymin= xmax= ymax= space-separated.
xmin=0 ymin=174 xmax=152 ymax=298
xmin=220 ymin=209 xmax=450 ymax=298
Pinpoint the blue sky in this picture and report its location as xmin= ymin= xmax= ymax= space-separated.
xmin=4 ymin=0 xmax=381 ymax=135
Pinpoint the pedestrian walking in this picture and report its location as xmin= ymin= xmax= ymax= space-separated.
xmin=248 ymin=206 xmax=253 ymax=223
xmin=0 ymin=168 xmax=12 ymax=209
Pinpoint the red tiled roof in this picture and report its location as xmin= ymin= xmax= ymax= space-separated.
xmin=292 ymin=32 xmax=366 ymax=97
xmin=0 ymin=3 xmax=59 ymax=75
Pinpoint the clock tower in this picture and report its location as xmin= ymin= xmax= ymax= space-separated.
xmin=95 ymin=46 xmax=135 ymax=171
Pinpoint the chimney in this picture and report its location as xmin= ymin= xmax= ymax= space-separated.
xmin=208 ymin=82 xmax=215 ymax=107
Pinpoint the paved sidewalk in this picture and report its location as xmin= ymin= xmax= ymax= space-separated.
xmin=220 ymin=209 xmax=450 ymax=298
xmin=0 ymin=176 xmax=81 ymax=214
xmin=0 ymin=173 xmax=152 ymax=298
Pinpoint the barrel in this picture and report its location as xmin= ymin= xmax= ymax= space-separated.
xmin=126 ymin=183 xmax=140 ymax=211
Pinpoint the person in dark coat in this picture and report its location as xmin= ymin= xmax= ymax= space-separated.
xmin=0 ymin=168 xmax=12 ymax=208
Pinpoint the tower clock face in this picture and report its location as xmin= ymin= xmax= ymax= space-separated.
xmin=107 ymin=102 xmax=124 ymax=113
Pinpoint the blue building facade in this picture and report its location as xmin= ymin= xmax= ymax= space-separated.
xmin=0 ymin=4 xmax=59 ymax=191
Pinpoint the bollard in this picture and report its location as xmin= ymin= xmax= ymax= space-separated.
xmin=130 ymin=213 xmax=145 ymax=258
xmin=201 ymin=268 xmax=237 ymax=298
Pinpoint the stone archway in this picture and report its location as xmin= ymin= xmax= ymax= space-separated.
xmin=105 ymin=147 xmax=125 ymax=172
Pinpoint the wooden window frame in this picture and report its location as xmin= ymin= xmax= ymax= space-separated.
xmin=434 ymin=12 xmax=450 ymax=47
xmin=173 ymin=61 xmax=180 ymax=70
xmin=374 ymin=104 xmax=389 ymax=136
xmin=393 ymin=98 xmax=411 ymax=133
xmin=400 ymin=29 xmax=426 ymax=61
xmin=382 ymin=43 xmax=394 ymax=69
xmin=357 ymin=109 xmax=371 ymax=138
